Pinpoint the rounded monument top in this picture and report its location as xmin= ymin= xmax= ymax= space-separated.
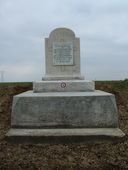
xmin=49 ymin=27 xmax=75 ymax=38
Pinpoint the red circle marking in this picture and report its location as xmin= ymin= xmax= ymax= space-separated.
xmin=61 ymin=82 xmax=66 ymax=88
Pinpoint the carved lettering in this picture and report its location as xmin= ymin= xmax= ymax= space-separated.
xmin=53 ymin=42 xmax=73 ymax=65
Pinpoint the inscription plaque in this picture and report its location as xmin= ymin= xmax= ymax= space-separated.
xmin=53 ymin=42 xmax=73 ymax=65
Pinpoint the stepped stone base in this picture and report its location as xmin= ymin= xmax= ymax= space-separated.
xmin=6 ymin=128 xmax=125 ymax=143
xmin=11 ymin=90 xmax=119 ymax=128
xmin=33 ymin=80 xmax=94 ymax=92
xmin=42 ymin=75 xmax=85 ymax=81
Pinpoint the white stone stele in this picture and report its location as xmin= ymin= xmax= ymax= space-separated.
xmin=44 ymin=27 xmax=83 ymax=80
xmin=33 ymin=80 xmax=95 ymax=92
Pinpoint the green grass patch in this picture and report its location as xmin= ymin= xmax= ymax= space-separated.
xmin=96 ymin=79 xmax=128 ymax=90
xmin=0 ymin=82 xmax=32 ymax=87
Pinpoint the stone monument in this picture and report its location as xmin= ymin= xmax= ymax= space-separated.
xmin=7 ymin=28 xmax=125 ymax=143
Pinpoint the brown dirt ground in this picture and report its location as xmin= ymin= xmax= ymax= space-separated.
xmin=0 ymin=82 xmax=128 ymax=170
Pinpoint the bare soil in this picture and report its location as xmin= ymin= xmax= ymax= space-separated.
xmin=0 ymin=82 xmax=128 ymax=170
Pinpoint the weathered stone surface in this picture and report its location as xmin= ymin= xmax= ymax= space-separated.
xmin=43 ymin=27 xmax=84 ymax=80
xmin=11 ymin=90 xmax=119 ymax=128
xmin=33 ymin=80 xmax=95 ymax=92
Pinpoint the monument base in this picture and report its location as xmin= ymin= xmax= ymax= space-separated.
xmin=6 ymin=128 xmax=125 ymax=143
xmin=11 ymin=90 xmax=119 ymax=128
xmin=8 ymin=90 xmax=125 ymax=143
xmin=33 ymin=80 xmax=94 ymax=92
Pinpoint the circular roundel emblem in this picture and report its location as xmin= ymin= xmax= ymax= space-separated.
xmin=61 ymin=82 xmax=66 ymax=88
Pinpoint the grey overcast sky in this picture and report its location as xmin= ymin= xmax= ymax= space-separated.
xmin=0 ymin=0 xmax=128 ymax=82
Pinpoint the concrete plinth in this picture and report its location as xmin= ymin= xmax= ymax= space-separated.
xmin=11 ymin=90 xmax=119 ymax=128
xmin=33 ymin=80 xmax=94 ymax=92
